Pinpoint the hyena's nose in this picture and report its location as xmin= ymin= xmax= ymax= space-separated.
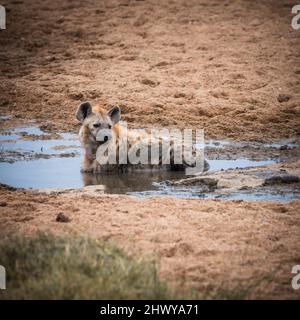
xmin=96 ymin=129 xmax=112 ymax=142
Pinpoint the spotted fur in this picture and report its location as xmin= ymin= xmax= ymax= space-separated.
xmin=76 ymin=102 xmax=208 ymax=173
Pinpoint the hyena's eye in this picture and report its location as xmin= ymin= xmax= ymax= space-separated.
xmin=93 ymin=123 xmax=101 ymax=128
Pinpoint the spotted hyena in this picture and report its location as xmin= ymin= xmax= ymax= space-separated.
xmin=76 ymin=101 xmax=208 ymax=173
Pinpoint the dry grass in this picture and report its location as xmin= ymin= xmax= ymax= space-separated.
xmin=0 ymin=233 xmax=173 ymax=299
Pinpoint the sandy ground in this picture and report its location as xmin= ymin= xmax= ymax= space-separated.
xmin=1 ymin=0 xmax=300 ymax=299
xmin=1 ymin=0 xmax=300 ymax=140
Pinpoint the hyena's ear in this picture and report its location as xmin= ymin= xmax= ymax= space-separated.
xmin=76 ymin=101 xmax=92 ymax=122
xmin=107 ymin=105 xmax=121 ymax=124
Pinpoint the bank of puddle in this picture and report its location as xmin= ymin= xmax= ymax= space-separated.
xmin=0 ymin=125 xmax=299 ymax=202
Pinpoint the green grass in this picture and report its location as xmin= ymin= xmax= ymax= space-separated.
xmin=0 ymin=233 xmax=174 ymax=299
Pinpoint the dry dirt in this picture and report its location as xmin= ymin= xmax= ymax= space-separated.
xmin=1 ymin=0 xmax=300 ymax=299
xmin=0 ymin=0 xmax=300 ymax=140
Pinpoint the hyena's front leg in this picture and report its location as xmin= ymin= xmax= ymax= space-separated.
xmin=81 ymin=144 xmax=96 ymax=173
xmin=81 ymin=155 xmax=94 ymax=173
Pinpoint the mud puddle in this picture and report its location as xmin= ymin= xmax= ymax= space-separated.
xmin=131 ymin=179 xmax=300 ymax=202
xmin=0 ymin=125 xmax=299 ymax=201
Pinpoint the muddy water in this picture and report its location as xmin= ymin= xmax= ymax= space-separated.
xmin=0 ymin=126 xmax=188 ymax=190
xmin=0 ymin=125 xmax=299 ymax=201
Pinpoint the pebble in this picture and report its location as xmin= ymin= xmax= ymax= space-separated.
xmin=277 ymin=94 xmax=291 ymax=103
xmin=56 ymin=212 xmax=71 ymax=223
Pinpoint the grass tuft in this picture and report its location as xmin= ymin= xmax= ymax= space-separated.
xmin=0 ymin=233 xmax=174 ymax=300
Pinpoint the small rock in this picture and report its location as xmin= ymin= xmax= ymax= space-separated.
xmin=279 ymin=145 xmax=289 ymax=150
xmin=263 ymin=175 xmax=300 ymax=185
xmin=56 ymin=212 xmax=71 ymax=223
xmin=140 ymin=78 xmax=159 ymax=87
xmin=277 ymin=94 xmax=291 ymax=103
xmin=0 ymin=201 xmax=7 ymax=207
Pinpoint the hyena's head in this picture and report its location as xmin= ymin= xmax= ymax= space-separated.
xmin=76 ymin=102 xmax=120 ymax=143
